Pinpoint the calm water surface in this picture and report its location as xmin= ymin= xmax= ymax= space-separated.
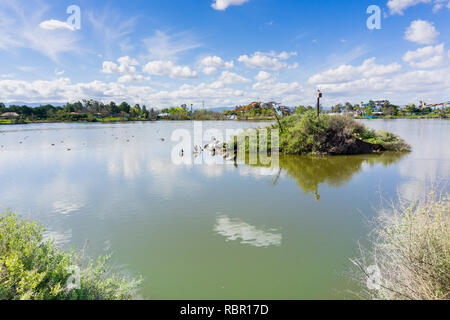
xmin=0 ymin=119 xmax=448 ymax=299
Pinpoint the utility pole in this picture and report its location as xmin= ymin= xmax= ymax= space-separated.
xmin=316 ymin=90 xmax=322 ymax=119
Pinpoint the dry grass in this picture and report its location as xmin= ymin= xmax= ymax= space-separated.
xmin=350 ymin=192 xmax=450 ymax=300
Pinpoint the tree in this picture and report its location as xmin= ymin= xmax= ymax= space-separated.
xmin=72 ymin=101 xmax=83 ymax=112
xmin=64 ymin=103 xmax=75 ymax=113
xmin=382 ymin=104 xmax=399 ymax=116
xmin=404 ymin=103 xmax=418 ymax=114
xmin=295 ymin=106 xmax=307 ymax=114
xmin=119 ymin=102 xmax=131 ymax=114
xmin=107 ymin=102 xmax=119 ymax=114
xmin=149 ymin=108 xmax=158 ymax=120
xmin=344 ymin=102 xmax=354 ymax=112
xmin=142 ymin=105 xmax=149 ymax=119
xmin=331 ymin=104 xmax=342 ymax=113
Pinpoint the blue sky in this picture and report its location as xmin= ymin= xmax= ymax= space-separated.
xmin=0 ymin=0 xmax=449 ymax=108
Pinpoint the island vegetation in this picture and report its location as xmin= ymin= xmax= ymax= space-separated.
xmin=229 ymin=111 xmax=411 ymax=156
xmin=350 ymin=192 xmax=449 ymax=300
xmin=0 ymin=212 xmax=141 ymax=300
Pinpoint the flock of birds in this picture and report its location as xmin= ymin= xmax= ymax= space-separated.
xmin=1 ymin=130 xmax=236 ymax=161
xmin=180 ymin=137 xmax=237 ymax=161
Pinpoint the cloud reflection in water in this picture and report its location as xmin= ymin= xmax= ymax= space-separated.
xmin=214 ymin=215 xmax=282 ymax=248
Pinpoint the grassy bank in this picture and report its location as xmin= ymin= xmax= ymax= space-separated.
xmin=0 ymin=212 xmax=141 ymax=300
xmin=230 ymin=111 xmax=411 ymax=155
xmin=350 ymin=193 xmax=449 ymax=300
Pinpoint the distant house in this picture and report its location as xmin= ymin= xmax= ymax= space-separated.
xmin=0 ymin=112 xmax=20 ymax=119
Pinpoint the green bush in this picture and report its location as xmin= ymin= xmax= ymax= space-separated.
xmin=0 ymin=212 xmax=141 ymax=300
xmin=229 ymin=112 xmax=411 ymax=155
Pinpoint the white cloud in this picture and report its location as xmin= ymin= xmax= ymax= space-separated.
xmin=405 ymin=20 xmax=439 ymax=44
xmin=218 ymin=71 xmax=250 ymax=84
xmin=101 ymin=56 xmax=148 ymax=83
xmin=432 ymin=0 xmax=450 ymax=11
xmin=200 ymin=56 xmax=234 ymax=74
xmin=143 ymin=61 xmax=198 ymax=79
xmin=118 ymin=74 xmax=148 ymax=83
xmin=0 ymin=1 xmax=80 ymax=61
xmin=308 ymin=58 xmax=402 ymax=84
xmin=102 ymin=56 xmax=139 ymax=74
xmin=39 ymin=19 xmax=75 ymax=31
xmin=254 ymin=71 xmax=272 ymax=81
xmin=252 ymin=80 xmax=304 ymax=97
xmin=305 ymin=60 xmax=450 ymax=105
xmin=238 ymin=51 xmax=298 ymax=70
xmin=388 ymin=0 xmax=450 ymax=14
xmin=201 ymin=56 xmax=234 ymax=68
xmin=403 ymin=43 xmax=446 ymax=68
xmin=0 ymin=63 xmax=448 ymax=109
xmin=387 ymin=0 xmax=431 ymax=15
xmin=264 ymin=50 xmax=298 ymax=60
xmin=211 ymin=0 xmax=250 ymax=11
xmin=202 ymin=67 xmax=219 ymax=75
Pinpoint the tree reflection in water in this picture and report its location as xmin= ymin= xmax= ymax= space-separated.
xmin=241 ymin=153 xmax=407 ymax=200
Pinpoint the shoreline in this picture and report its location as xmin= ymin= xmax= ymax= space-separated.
xmin=0 ymin=116 xmax=448 ymax=126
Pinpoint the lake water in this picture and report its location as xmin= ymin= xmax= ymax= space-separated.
xmin=0 ymin=119 xmax=448 ymax=299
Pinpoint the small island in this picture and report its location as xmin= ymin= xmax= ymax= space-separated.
xmin=225 ymin=111 xmax=411 ymax=156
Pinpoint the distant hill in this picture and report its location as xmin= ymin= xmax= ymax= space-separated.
xmin=5 ymin=102 xmax=65 ymax=107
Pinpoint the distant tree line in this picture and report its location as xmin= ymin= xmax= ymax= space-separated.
xmin=0 ymin=100 xmax=159 ymax=122
xmin=327 ymin=100 xmax=449 ymax=117
xmin=1 ymin=99 xmax=448 ymax=123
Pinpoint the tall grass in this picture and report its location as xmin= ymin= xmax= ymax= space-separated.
xmin=350 ymin=192 xmax=449 ymax=300
xmin=0 ymin=212 xmax=142 ymax=300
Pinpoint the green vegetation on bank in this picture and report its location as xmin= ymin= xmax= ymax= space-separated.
xmin=0 ymin=101 xmax=229 ymax=123
xmin=1 ymin=99 xmax=448 ymax=125
xmin=230 ymin=111 xmax=411 ymax=156
xmin=0 ymin=100 xmax=159 ymax=124
xmin=0 ymin=212 xmax=141 ymax=300
xmin=350 ymin=193 xmax=449 ymax=300
xmin=159 ymin=105 xmax=227 ymax=120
